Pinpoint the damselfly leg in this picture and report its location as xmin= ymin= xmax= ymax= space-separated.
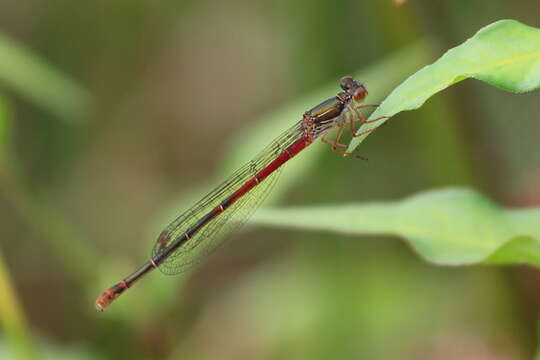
xmin=321 ymin=104 xmax=387 ymax=158
xmin=321 ymin=126 xmax=368 ymax=160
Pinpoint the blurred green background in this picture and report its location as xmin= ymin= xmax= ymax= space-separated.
xmin=1 ymin=1 xmax=540 ymax=359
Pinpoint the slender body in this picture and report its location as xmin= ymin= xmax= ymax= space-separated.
xmin=96 ymin=76 xmax=382 ymax=310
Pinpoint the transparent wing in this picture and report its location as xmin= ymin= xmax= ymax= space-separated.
xmin=155 ymin=167 xmax=281 ymax=274
xmin=152 ymin=122 xmax=303 ymax=275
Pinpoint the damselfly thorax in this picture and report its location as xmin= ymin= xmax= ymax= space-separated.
xmin=307 ymin=78 xmax=365 ymax=136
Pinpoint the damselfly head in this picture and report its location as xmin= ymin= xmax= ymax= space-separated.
xmin=340 ymin=76 xmax=367 ymax=102
xmin=340 ymin=75 xmax=354 ymax=89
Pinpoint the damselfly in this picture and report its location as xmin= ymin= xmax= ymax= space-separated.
xmin=95 ymin=76 xmax=385 ymax=311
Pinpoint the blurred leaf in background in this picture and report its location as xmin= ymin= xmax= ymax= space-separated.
xmin=0 ymin=96 xmax=10 ymax=169
xmin=0 ymin=33 xmax=90 ymax=123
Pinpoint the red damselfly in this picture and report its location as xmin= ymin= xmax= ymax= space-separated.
xmin=95 ymin=76 xmax=385 ymax=311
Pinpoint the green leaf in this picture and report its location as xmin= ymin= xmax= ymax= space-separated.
xmin=0 ymin=33 xmax=91 ymax=122
xmin=0 ymin=96 xmax=10 ymax=168
xmin=0 ymin=96 xmax=98 ymax=282
xmin=0 ymin=250 xmax=38 ymax=360
xmin=251 ymin=188 xmax=540 ymax=267
xmin=348 ymin=19 xmax=540 ymax=152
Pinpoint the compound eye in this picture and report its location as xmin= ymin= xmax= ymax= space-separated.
xmin=340 ymin=76 xmax=354 ymax=91
xmin=354 ymin=85 xmax=367 ymax=102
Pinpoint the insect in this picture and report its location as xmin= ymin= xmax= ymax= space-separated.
xmin=95 ymin=76 xmax=385 ymax=310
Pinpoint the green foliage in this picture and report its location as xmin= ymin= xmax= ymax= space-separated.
xmin=0 ymin=106 xmax=37 ymax=359
xmin=0 ymin=251 xmax=38 ymax=360
xmin=0 ymin=34 xmax=97 ymax=282
xmin=249 ymin=20 xmax=540 ymax=269
xmin=348 ymin=19 xmax=540 ymax=151
xmin=0 ymin=97 xmax=10 ymax=168
xmin=0 ymin=33 xmax=90 ymax=122
xmin=253 ymin=188 xmax=540 ymax=267
xmin=2 ymin=10 xmax=540 ymax=359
